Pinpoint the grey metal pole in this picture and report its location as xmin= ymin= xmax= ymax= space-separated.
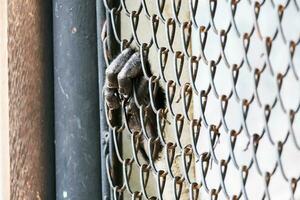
xmin=53 ymin=1 xmax=101 ymax=199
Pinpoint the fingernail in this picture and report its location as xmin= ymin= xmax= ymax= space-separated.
xmin=119 ymin=88 xmax=124 ymax=94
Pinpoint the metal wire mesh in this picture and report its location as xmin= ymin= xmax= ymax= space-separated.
xmin=101 ymin=0 xmax=300 ymax=199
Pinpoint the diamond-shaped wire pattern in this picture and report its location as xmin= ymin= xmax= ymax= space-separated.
xmin=101 ymin=0 xmax=300 ymax=199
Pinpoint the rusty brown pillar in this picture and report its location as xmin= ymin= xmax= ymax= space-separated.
xmin=7 ymin=0 xmax=55 ymax=199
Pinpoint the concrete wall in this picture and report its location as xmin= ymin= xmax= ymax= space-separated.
xmin=0 ymin=0 xmax=10 ymax=199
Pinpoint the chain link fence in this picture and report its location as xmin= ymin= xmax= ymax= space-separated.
xmin=100 ymin=0 xmax=300 ymax=199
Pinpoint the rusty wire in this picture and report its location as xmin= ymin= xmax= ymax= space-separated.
xmin=101 ymin=0 xmax=300 ymax=199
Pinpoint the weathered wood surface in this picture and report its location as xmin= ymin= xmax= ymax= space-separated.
xmin=8 ymin=0 xmax=55 ymax=199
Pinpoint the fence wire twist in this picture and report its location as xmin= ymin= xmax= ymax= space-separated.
xmin=101 ymin=0 xmax=300 ymax=199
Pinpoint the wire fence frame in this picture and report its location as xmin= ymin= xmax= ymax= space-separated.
xmin=100 ymin=0 xmax=300 ymax=199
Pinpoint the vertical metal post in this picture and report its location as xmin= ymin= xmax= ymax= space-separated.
xmin=96 ymin=0 xmax=110 ymax=199
xmin=53 ymin=1 xmax=101 ymax=199
xmin=105 ymin=2 xmax=123 ymax=197
xmin=97 ymin=0 xmax=122 ymax=199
